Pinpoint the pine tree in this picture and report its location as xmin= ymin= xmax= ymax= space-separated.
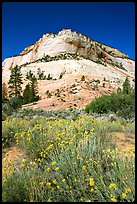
xmin=30 ymin=75 xmax=39 ymax=102
xmin=2 ymin=83 xmax=8 ymax=102
xmin=26 ymin=70 xmax=33 ymax=80
xmin=37 ymin=68 xmax=46 ymax=80
xmin=23 ymin=76 xmax=39 ymax=104
xmin=23 ymin=83 xmax=31 ymax=104
xmin=123 ymin=77 xmax=131 ymax=94
xmin=47 ymin=73 xmax=52 ymax=80
xmin=8 ymin=65 xmax=23 ymax=98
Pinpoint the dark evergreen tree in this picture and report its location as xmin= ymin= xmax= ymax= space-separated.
xmin=26 ymin=70 xmax=34 ymax=80
xmin=23 ymin=83 xmax=31 ymax=104
xmin=24 ymin=70 xmax=39 ymax=103
xmin=123 ymin=77 xmax=131 ymax=94
xmin=8 ymin=65 xmax=23 ymax=98
xmin=47 ymin=73 xmax=52 ymax=80
xmin=22 ymin=78 xmax=39 ymax=104
xmin=37 ymin=68 xmax=46 ymax=80
xmin=2 ymin=83 xmax=8 ymax=102
xmin=30 ymin=75 xmax=39 ymax=102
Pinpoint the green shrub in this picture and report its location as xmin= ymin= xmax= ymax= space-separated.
xmin=113 ymin=62 xmax=127 ymax=71
xmin=2 ymin=103 xmax=13 ymax=120
xmin=8 ymin=96 xmax=23 ymax=110
xmin=85 ymin=90 xmax=135 ymax=120
xmin=59 ymin=71 xmax=65 ymax=79
xmin=37 ymin=68 xmax=46 ymax=80
xmin=3 ymin=170 xmax=30 ymax=202
xmin=47 ymin=73 xmax=52 ymax=80
xmin=45 ymin=90 xmax=52 ymax=98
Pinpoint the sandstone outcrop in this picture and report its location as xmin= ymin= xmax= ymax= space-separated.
xmin=2 ymin=29 xmax=135 ymax=105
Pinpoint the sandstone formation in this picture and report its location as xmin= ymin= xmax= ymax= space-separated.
xmin=2 ymin=29 xmax=135 ymax=109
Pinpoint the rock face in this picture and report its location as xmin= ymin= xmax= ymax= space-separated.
xmin=2 ymin=29 xmax=135 ymax=95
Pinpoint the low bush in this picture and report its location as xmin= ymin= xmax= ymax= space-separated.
xmin=85 ymin=90 xmax=135 ymax=120
xmin=2 ymin=116 xmax=135 ymax=202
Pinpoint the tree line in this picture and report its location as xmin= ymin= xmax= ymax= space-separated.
xmin=2 ymin=65 xmax=39 ymax=109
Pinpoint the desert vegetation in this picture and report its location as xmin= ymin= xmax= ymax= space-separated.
xmin=2 ymin=70 xmax=135 ymax=202
xmin=2 ymin=109 xmax=135 ymax=202
xmin=2 ymin=66 xmax=40 ymax=117
xmin=111 ymin=61 xmax=127 ymax=71
xmin=85 ymin=77 xmax=135 ymax=120
xmin=18 ymin=48 xmax=124 ymax=71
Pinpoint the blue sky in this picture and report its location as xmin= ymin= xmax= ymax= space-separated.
xmin=2 ymin=2 xmax=135 ymax=61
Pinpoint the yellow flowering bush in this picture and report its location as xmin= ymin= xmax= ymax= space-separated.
xmin=89 ymin=177 xmax=94 ymax=187
xmin=2 ymin=113 xmax=135 ymax=202
xmin=109 ymin=183 xmax=117 ymax=190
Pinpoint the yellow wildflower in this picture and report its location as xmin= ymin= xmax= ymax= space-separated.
xmin=53 ymin=179 xmax=57 ymax=184
xmin=26 ymin=137 xmax=30 ymax=142
xmin=109 ymin=183 xmax=117 ymax=190
xmin=111 ymin=197 xmax=117 ymax=202
xmin=47 ymin=198 xmax=52 ymax=202
xmin=20 ymin=164 xmax=25 ymax=169
xmin=82 ymin=165 xmax=87 ymax=171
xmin=55 ymin=167 xmax=59 ymax=171
xmin=125 ymin=188 xmax=131 ymax=194
xmin=90 ymin=188 xmax=94 ymax=192
xmin=110 ymin=194 xmax=117 ymax=202
xmin=89 ymin=177 xmax=94 ymax=187
xmin=122 ymin=192 xmax=126 ymax=199
xmin=39 ymin=182 xmax=44 ymax=186
xmin=46 ymin=182 xmax=51 ymax=187
xmin=22 ymin=159 xmax=26 ymax=163
xmin=66 ymin=185 xmax=69 ymax=189
xmin=111 ymin=162 xmax=116 ymax=167
xmin=62 ymin=179 xmax=66 ymax=183
xmin=47 ymin=167 xmax=51 ymax=172
xmin=51 ymin=161 xmax=57 ymax=166
xmin=51 ymin=188 xmax=54 ymax=192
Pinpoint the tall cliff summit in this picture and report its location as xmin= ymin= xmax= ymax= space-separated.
xmin=2 ymin=29 xmax=135 ymax=110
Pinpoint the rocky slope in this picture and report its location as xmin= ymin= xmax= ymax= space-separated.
xmin=2 ymin=29 xmax=135 ymax=110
